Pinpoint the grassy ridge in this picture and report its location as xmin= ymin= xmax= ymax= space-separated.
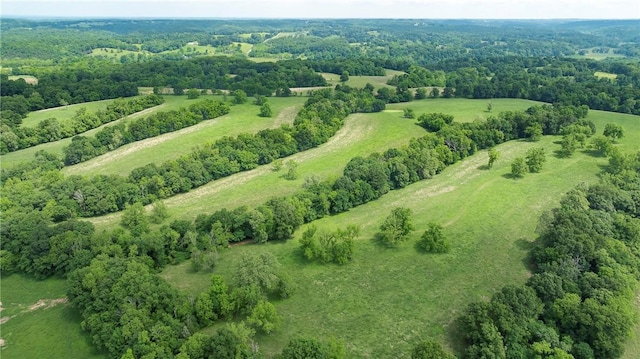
xmin=63 ymin=96 xmax=307 ymax=177
xmin=1 ymin=95 xmax=292 ymax=168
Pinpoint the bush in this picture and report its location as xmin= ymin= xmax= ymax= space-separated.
xmin=417 ymin=223 xmax=450 ymax=253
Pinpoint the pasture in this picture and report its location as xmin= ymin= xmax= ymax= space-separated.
xmin=7 ymin=75 xmax=38 ymax=85
xmin=63 ymin=96 xmax=307 ymax=177
xmin=5 ymin=97 xmax=639 ymax=358
xmin=321 ymin=68 xmax=406 ymax=89
xmin=86 ymin=98 xmax=541 ymax=231
xmin=1 ymin=94 xmax=249 ymax=168
xmin=157 ymin=106 xmax=640 ymax=357
xmin=0 ymin=275 xmax=104 ymax=359
xmin=160 ymin=134 xmax=610 ymax=357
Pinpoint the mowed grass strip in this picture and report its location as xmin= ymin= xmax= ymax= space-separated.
xmin=0 ymin=274 xmax=105 ymax=359
xmin=63 ymin=96 xmax=307 ymax=177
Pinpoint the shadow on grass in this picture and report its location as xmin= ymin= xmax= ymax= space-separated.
xmin=501 ymin=173 xmax=523 ymax=180
xmin=477 ymin=164 xmax=490 ymax=171
xmin=446 ymin=315 xmax=469 ymax=358
xmin=515 ymin=237 xmax=536 ymax=272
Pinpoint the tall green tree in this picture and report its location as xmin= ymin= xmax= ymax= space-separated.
xmin=525 ymin=147 xmax=546 ymax=173
xmin=377 ymin=207 xmax=414 ymax=247
xmin=511 ymin=157 xmax=527 ymax=178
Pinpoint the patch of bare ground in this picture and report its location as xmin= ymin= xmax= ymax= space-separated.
xmin=0 ymin=298 xmax=68 ymax=327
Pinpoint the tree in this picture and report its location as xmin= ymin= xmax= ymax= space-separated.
xmin=603 ymin=123 xmax=624 ymax=142
xmin=411 ymin=339 xmax=455 ymax=359
xmin=121 ymin=202 xmax=150 ymax=236
xmin=559 ymin=133 xmax=579 ymax=157
xmin=150 ymin=200 xmax=169 ymax=224
xmin=511 ymin=157 xmax=527 ymax=178
xmin=247 ymin=300 xmax=280 ymax=334
xmin=488 ymin=148 xmax=500 ymax=169
xmin=339 ymin=71 xmax=349 ymax=82
xmin=377 ymin=207 xmax=414 ymax=247
xmin=284 ymin=160 xmax=298 ymax=180
xmin=403 ymin=108 xmax=416 ymax=119
xmin=232 ymin=89 xmax=248 ymax=104
xmin=525 ymin=123 xmax=543 ymax=142
xmin=259 ymin=102 xmax=273 ymax=117
xmin=430 ymin=87 xmax=440 ymax=98
xmin=487 ymin=102 xmax=493 ymax=113
xmin=417 ymin=223 xmax=450 ymax=253
xmin=525 ymin=147 xmax=546 ymax=173
xmin=590 ymin=135 xmax=613 ymax=156
xmin=187 ymin=88 xmax=200 ymax=99
xmin=415 ymin=88 xmax=427 ymax=100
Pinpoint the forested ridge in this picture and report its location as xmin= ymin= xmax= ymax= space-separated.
xmin=1 ymin=18 xmax=639 ymax=359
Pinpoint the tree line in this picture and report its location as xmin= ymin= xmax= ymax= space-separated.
xmin=62 ymin=98 xmax=229 ymax=165
xmin=1 ymin=85 xmax=382 ymax=222
xmin=457 ymin=152 xmax=640 ymax=359
xmin=0 ymin=94 xmax=164 ymax=154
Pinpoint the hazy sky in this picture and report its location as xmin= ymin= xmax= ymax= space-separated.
xmin=2 ymin=0 xmax=639 ymax=19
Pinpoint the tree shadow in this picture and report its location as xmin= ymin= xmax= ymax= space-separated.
xmin=501 ymin=173 xmax=521 ymax=180
xmin=447 ymin=314 xmax=470 ymax=358
xmin=582 ymin=149 xmax=607 ymax=158
xmin=515 ymin=237 xmax=536 ymax=271
xmin=552 ymin=149 xmax=571 ymax=159
xmin=477 ymin=164 xmax=490 ymax=171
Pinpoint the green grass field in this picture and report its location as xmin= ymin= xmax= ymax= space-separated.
xmin=5 ymin=98 xmax=639 ymax=358
xmin=0 ymin=274 xmax=105 ymax=359
xmin=321 ymin=68 xmax=406 ymax=89
xmin=156 ymin=106 xmax=640 ymax=358
xmin=7 ymin=75 xmax=38 ymax=85
xmin=86 ymin=98 xmax=543 ymax=231
xmin=594 ymin=71 xmax=618 ymax=80
xmin=20 ymin=98 xmax=124 ymax=128
xmin=158 ymin=136 xmax=611 ymax=358
xmin=63 ymin=96 xmax=307 ymax=177
xmin=1 ymin=95 xmax=233 ymax=168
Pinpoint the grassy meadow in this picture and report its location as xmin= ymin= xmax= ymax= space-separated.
xmin=157 ymin=106 xmax=640 ymax=357
xmin=0 ymin=94 xmax=267 ymax=168
xmin=0 ymin=275 xmax=105 ymax=359
xmin=86 ymin=98 xmax=541 ymax=231
xmin=321 ymin=68 xmax=406 ymax=89
xmin=63 ymin=96 xmax=307 ymax=177
xmin=4 ymin=95 xmax=639 ymax=358
xmin=159 ymin=129 xmax=617 ymax=357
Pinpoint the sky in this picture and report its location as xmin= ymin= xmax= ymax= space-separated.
xmin=1 ymin=0 xmax=639 ymax=19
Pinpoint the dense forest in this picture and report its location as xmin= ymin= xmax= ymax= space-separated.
xmin=1 ymin=18 xmax=639 ymax=359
